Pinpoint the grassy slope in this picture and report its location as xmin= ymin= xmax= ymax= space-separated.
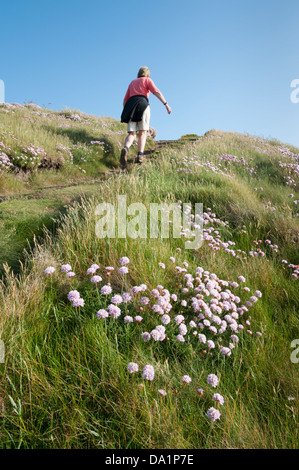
xmin=0 ymin=184 xmax=110 ymax=273
xmin=0 ymin=103 xmax=154 ymax=195
xmin=0 ymin=104 xmax=154 ymax=274
xmin=0 ymin=122 xmax=298 ymax=448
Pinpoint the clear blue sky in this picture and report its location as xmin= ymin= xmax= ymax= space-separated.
xmin=1 ymin=0 xmax=298 ymax=146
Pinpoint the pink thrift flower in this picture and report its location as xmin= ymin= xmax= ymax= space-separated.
xmin=111 ymin=294 xmax=123 ymax=305
xmin=142 ymin=365 xmax=155 ymax=381
xmin=118 ymin=267 xmax=128 ymax=275
xmin=182 ymin=375 xmax=192 ymax=384
xmin=139 ymin=284 xmax=147 ymax=291
xmin=120 ymin=292 xmax=131 ymax=303
xmin=230 ymin=334 xmax=239 ymax=343
xmin=97 ymin=309 xmax=108 ymax=319
xmin=72 ymin=298 xmax=84 ymax=307
xmin=142 ymin=332 xmax=151 ymax=341
xmin=87 ymin=267 xmax=97 ymax=275
xmin=44 ymin=266 xmax=55 ymax=275
xmin=119 ymin=257 xmax=130 ymax=266
xmin=135 ymin=316 xmax=143 ymax=323
xmin=198 ymin=334 xmax=206 ymax=343
xmin=90 ymin=264 xmax=99 ymax=270
xmin=66 ymin=271 xmax=75 ymax=278
xmin=124 ymin=315 xmax=133 ymax=323
xmin=131 ymin=286 xmax=142 ymax=294
xmin=107 ymin=304 xmax=121 ymax=318
xmin=213 ymin=393 xmax=224 ymax=405
xmin=151 ymin=289 xmax=160 ymax=298
xmin=220 ymin=347 xmax=231 ymax=356
xmin=127 ymin=362 xmax=138 ymax=373
xmin=179 ymin=324 xmax=188 ymax=336
xmin=101 ymin=285 xmax=112 ymax=295
xmin=174 ymin=315 xmax=185 ymax=325
xmin=207 ymin=407 xmax=221 ymax=422
xmin=151 ymin=329 xmax=162 ymax=341
xmin=67 ymin=290 xmax=80 ymax=302
xmin=161 ymin=314 xmax=171 ymax=325
xmin=176 ymin=334 xmax=185 ymax=342
xmin=61 ymin=264 xmax=72 ymax=273
xmin=207 ymin=374 xmax=219 ymax=388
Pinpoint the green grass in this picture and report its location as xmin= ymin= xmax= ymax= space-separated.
xmin=0 ymin=103 xmax=155 ymax=195
xmin=0 ymin=103 xmax=155 ymax=274
xmin=0 ymin=114 xmax=298 ymax=448
xmin=0 ymin=183 xmax=110 ymax=274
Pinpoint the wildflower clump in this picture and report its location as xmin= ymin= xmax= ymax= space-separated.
xmin=47 ymin=252 xmax=265 ymax=423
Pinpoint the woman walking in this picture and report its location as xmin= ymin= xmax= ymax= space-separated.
xmin=120 ymin=66 xmax=171 ymax=169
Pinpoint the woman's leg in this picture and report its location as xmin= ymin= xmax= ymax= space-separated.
xmin=138 ymin=130 xmax=147 ymax=153
xmin=135 ymin=130 xmax=147 ymax=164
xmin=120 ymin=131 xmax=136 ymax=169
xmin=124 ymin=131 xmax=136 ymax=149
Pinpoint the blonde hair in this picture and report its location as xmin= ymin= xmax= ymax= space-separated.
xmin=137 ymin=66 xmax=150 ymax=78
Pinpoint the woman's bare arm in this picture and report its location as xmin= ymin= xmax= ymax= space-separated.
xmin=153 ymin=91 xmax=172 ymax=114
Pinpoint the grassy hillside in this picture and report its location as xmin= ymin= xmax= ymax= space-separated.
xmin=0 ymin=102 xmax=155 ymax=194
xmin=0 ymin=107 xmax=298 ymax=448
xmin=0 ymin=103 xmax=154 ymax=273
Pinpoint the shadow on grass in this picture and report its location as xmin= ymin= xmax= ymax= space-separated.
xmin=0 ymin=194 xmax=86 ymax=278
xmin=42 ymin=124 xmax=119 ymax=169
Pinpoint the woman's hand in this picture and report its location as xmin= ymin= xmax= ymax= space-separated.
xmin=166 ymin=104 xmax=172 ymax=115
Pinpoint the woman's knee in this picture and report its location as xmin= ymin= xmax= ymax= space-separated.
xmin=139 ymin=130 xmax=147 ymax=137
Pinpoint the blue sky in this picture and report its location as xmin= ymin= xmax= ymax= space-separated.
xmin=1 ymin=0 xmax=298 ymax=146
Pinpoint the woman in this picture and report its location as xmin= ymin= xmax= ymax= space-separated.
xmin=120 ymin=66 xmax=171 ymax=169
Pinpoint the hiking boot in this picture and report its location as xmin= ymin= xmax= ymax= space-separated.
xmin=135 ymin=155 xmax=144 ymax=164
xmin=120 ymin=147 xmax=128 ymax=169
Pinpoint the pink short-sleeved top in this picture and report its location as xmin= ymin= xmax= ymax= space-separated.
xmin=124 ymin=77 xmax=159 ymax=104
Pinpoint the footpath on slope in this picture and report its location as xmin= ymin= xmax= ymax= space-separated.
xmin=0 ymin=137 xmax=202 ymax=203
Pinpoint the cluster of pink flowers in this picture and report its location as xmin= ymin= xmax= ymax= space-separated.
xmin=89 ymin=140 xmax=105 ymax=146
xmin=67 ymin=290 xmax=84 ymax=307
xmin=60 ymin=264 xmax=76 ymax=278
xmin=75 ymin=253 xmax=265 ymax=358
xmin=0 ymin=151 xmax=12 ymax=171
xmin=280 ymin=259 xmax=299 ymax=279
xmin=56 ymin=143 xmax=74 ymax=165
xmin=175 ymin=153 xmax=231 ymax=177
xmin=46 ymin=242 xmax=266 ymax=424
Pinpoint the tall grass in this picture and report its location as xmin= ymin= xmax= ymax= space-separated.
xmin=0 ymin=127 xmax=298 ymax=449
